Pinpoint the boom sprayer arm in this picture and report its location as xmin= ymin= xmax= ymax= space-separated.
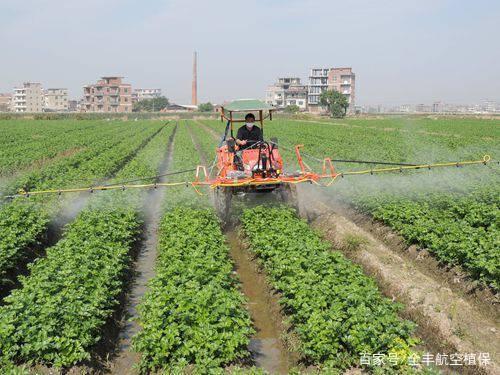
xmin=1 ymin=154 xmax=493 ymax=201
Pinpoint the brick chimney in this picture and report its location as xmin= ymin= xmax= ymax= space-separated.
xmin=192 ymin=51 xmax=198 ymax=106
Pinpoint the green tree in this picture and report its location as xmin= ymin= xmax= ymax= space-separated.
xmin=284 ymin=104 xmax=300 ymax=113
xmin=319 ymin=90 xmax=349 ymax=118
xmin=198 ymin=102 xmax=214 ymax=112
xmin=133 ymin=96 xmax=169 ymax=112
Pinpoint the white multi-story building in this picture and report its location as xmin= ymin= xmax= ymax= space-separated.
xmin=307 ymin=68 xmax=330 ymax=110
xmin=11 ymin=82 xmax=44 ymax=113
xmin=134 ymin=88 xmax=162 ymax=101
xmin=484 ymin=100 xmax=497 ymax=113
xmin=307 ymin=67 xmax=356 ymax=113
xmin=266 ymin=77 xmax=308 ymax=110
xmin=44 ymin=88 xmax=68 ymax=112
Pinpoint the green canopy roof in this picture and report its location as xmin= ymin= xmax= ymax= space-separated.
xmin=223 ymin=99 xmax=274 ymax=112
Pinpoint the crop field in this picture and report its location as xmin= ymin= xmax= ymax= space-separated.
xmin=0 ymin=117 xmax=498 ymax=374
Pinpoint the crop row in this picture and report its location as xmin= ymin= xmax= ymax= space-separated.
xmin=0 ymin=124 xmax=175 ymax=369
xmin=163 ymin=121 xmax=210 ymax=208
xmin=132 ymin=207 xmax=253 ymax=373
xmin=0 ymin=209 xmax=140 ymax=368
xmin=369 ymin=192 xmax=499 ymax=290
xmin=131 ymin=124 xmax=252 ymax=373
xmin=0 ymin=120 xmax=102 ymax=177
xmin=8 ymin=123 xmax=163 ymax=194
xmin=241 ymin=206 xmax=417 ymax=371
xmin=0 ymin=123 xmax=165 ymax=289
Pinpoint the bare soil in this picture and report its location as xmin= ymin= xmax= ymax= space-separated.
xmin=303 ymin=194 xmax=499 ymax=375
xmin=226 ymin=229 xmax=299 ymax=374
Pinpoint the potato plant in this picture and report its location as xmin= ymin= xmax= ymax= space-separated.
xmin=0 ymin=123 xmax=166 ymax=289
xmin=132 ymin=207 xmax=253 ymax=373
xmin=241 ymin=206 xmax=417 ymax=371
xmin=0 ymin=209 xmax=141 ymax=367
xmin=0 ymin=125 xmax=174 ymax=368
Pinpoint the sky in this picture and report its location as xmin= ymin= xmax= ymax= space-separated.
xmin=1 ymin=0 xmax=499 ymax=106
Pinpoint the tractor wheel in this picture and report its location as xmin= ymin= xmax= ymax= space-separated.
xmin=214 ymin=187 xmax=232 ymax=224
xmin=279 ymin=184 xmax=300 ymax=213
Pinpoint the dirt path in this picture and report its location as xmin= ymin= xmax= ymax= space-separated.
xmin=303 ymin=193 xmax=499 ymax=375
xmin=226 ymin=230 xmax=294 ymax=374
xmin=110 ymin=123 xmax=178 ymax=374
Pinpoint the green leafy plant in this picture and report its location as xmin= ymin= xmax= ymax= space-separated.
xmin=241 ymin=206 xmax=417 ymax=371
xmin=132 ymin=207 xmax=253 ymax=373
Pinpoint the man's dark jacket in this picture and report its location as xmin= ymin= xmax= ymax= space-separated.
xmin=236 ymin=125 xmax=263 ymax=147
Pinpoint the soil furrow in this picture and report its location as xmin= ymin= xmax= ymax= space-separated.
xmin=195 ymin=119 xmax=221 ymax=141
xmin=187 ymin=121 xmax=295 ymax=373
xmin=110 ymin=123 xmax=178 ymax=374
xmin=226 ymin=229 xmax=296 ymax=374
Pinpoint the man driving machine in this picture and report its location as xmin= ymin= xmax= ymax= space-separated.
xmin=236 ymin=113 xmax=263 ymax=149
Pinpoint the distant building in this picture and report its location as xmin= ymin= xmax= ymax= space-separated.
xmin=399 ymin=104 xmax=411 ymax=113
xmin=265 ymin=77 xmax=308 ymax=110
xmin=0 ymin=93 xmax=12 ymax=112
xmin=11 ymin=82 xmax=44 ymax=112
xmin=68 ymin=100 xmax=78 ymax=112
xmin=484 ymin=100 xmax=497 ymax=113
xmin=415 ymin=103 xmax=432 ymax=113
xmin=307 ymin=68 xmax=330 ymax=111
xmin=161 ymin=103 xmax=197 ymax=112
xmin=44 ymin=88 xmax=68 ymax=112
xmin=307 ymin=67 xmax=356 ymax=113
xmin=432 ymin=101 xmax=443 ymax=113
xmin=134 ymin=88 xmax=162 ymax=101
xmin=327 ymin=68 xmax=356 ymax=113
xmin=82 ymin=76 xmax=132 ymax=113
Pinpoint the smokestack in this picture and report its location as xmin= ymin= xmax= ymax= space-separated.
xmin=192 ymin=51 xmax=198 ymax=106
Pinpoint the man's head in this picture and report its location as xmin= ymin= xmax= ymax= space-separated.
xmin=245 ymin=113 xmax=255 ymax=129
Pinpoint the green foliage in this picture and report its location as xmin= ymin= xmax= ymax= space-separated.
xmin=0 ymin=202 xmax=49 ymax=286
xmin=132 ymin=96 xmax=169 ymax=112
xmin=198 ymin=102 xmax=214 ymax=112
xmin=0 ymin=123 xmax=175 ymax=368
xmin=241 ymin=206 xmax=417 ymax=371
xmin=0 ymin=209 xmax=141 ymax=367
xmin=162 ymin=121 xmax=211 ymax=208
xmin=370 ymin=193 xmax=499 ymax=290
xmin=132 ymin=207 xmax=253 ymax=373
xmin=319 ymin=90 xmax=349 ymax=118
xmin=284 ymin=104 xmax=300 ymax=114
xmin=0 ymin=122 xmax=165 ymax=289
xmin=0 ymin=112 xmax=218 ymax=121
